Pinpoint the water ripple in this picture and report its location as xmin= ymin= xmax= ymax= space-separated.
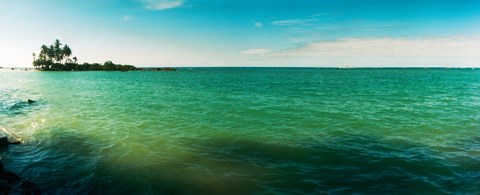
xmin=1 ymin=69 xmax=479 ymax=194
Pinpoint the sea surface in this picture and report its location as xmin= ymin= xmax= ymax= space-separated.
xmin=0 ymin=68 xmax=479 ymax=194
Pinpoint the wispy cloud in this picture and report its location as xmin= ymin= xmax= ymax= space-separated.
xmin=272 ymin=14 xmax=326 ymax=27
xmin=272 ymin=18 xmax=317 ymax=26
xmin=240 ymin=48 xmax=271 ymax=55
xmin=242 ymin=35 xmax=480 ymax=58
xmin=141 ymin=0 xmax=185 ymax=10
xmin=310 ymin=13 xmax=326 ymax=18
xmin=254 ymin=22 xmax=263 ymax=28
xmin=241 ymin=35 xmax=480 ymax=66
xmin=122 ymin=15 xmax=135 ymax=21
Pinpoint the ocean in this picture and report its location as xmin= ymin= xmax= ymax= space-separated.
xmin=0 ymin=68 xmax=479 ymax=194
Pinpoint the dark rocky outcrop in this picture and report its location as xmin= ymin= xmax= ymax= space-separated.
xmin=0 ymin=162 xmax=21 ymax=194
xmin=0 ymin=171 xmax=21 ymax=184
xmin=21 ymin=181 xmax=41 ymax=195
xmin=0 ymin=147 xmax=41 ymax=194
xmin=139 ymin=67 xmax=178 ymax=71
xmin=0 ymin=137 xmax=9 ymax=147
xmin=0 ymin=180 xmax=12 ymax=194
xmin=0 ymin=137 xmax=20 ymax=147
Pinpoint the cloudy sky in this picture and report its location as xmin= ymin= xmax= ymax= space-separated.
xmin=1 ymin=0 xmax=479 ymax=67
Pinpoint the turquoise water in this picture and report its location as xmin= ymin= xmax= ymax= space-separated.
xmin=0 ymin=68 xmax=479 ymax=194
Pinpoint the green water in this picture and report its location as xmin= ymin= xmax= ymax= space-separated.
xmin=1 ymin=68 xmax=479 ymax=194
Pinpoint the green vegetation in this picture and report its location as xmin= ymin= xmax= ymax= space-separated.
xmin=33 ymin=39 xmax=137 ymax=71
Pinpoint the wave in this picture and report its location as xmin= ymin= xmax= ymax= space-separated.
xmin=0 ymin=126 xmax=23 ymax=143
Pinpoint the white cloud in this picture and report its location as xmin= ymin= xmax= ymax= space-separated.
xmin=272 ymin=18 xmax=316 ymax=26
xmin=240 ymin=48 xmax=271 ymax=55
xmin=240 ymin=35 xmax=480 ymax=67
xmin=254 ymin=22 xmax=263 ymax=28
xmin=141 ymin=0 xmax=185 ymax=10
xmin=244 ymin=36 xmax=480 ymax=58
xmin=122 ymin=15 xmax=135 ymax=21
xmin=310 ymin=13 xmax=326 ymax=18
xmin=315 ymin=36 xmax=477 ymax=57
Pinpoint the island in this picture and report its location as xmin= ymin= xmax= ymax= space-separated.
xmin=32 ymin=39 xmax=176 ymax=72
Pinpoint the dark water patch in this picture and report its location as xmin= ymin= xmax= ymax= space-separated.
xmin=4 ymin=129 xmax=99 ymax=194
xmin=6 ymin=130 xmax=214 ymax=194
xmin=182 ymin=134 xmax=479 ymax=194
xmin=7 ymin=128 xmax=479 ymax=194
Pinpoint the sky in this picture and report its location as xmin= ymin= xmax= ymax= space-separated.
xmin=0 ymin=0 xmax=480 ymax=67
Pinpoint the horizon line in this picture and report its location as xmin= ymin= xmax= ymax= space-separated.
xmin=2 ymin=66 xmax=479 ymax=69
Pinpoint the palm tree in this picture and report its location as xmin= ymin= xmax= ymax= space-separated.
xmin=54 ymin=39 xmax=61 ymax=52
xmin=48 ymin=45 xmax=56 ymax=62
xmin=40 ymin=45 xmax=49 ymax=60
xmin=53 ymin=39 xmax=63 ymax=63
xmin=36 ymin=45 xmax=52 ymax=69
xmin=63 ymin=44 xmax=72 ymax=63
xmin=73 ymin=56 xmax=78 ymax=64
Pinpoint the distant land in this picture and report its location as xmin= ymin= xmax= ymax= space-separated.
xmin=30 ymin=39 xmax=176 ymax=72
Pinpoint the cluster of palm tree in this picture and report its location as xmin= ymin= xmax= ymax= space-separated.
xmin=32 ymin=39 xmax=137 ymax=71
xmin=33 ymin=39 xmax=77 ymax=70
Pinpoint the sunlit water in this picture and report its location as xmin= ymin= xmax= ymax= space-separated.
xmin=1 ymin=68 xmax=479 ymax=194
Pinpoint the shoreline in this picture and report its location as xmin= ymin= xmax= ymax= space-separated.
xmin=1 ymin=67 xmax=479 ymax=71
xmin=0 ymin=133 xmax=40 ymax=193
xmin=0 ymin=68 xmax=37 ymax=72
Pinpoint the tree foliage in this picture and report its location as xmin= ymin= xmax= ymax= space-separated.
xmin=33 ymin=39 xmax=138 ymax=71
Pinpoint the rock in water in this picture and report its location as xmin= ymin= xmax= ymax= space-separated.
xmin=8 ymin=140 xmax=21 ymax=145
xmin=0 ymin=171 xmax=21 ymax=184
xmin=21 ymin=181 xmax=41 ymax=195
xmin=0 ymin=137 xmax=21 ymax=147
xmin=0 ymin=180 xmax=11 ymax=194
xmin=0 ymin=137 xmax=8 ymax=147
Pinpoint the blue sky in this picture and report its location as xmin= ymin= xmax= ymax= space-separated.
xmin=1 ymin=0 xmax=479 ymax=67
